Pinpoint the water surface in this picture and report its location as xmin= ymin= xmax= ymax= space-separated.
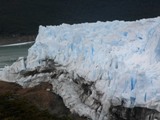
xmin=0 ymin=42 xmax=33 ymax=68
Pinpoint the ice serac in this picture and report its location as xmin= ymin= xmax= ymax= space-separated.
xmin=1 ymin=17 xmax=160 ymax=119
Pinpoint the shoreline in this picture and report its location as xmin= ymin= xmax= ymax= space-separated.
xmin=0 ymin=41 xmax=34 ymax=47
xmin=0 ymin=35 xmax=36 ymax=45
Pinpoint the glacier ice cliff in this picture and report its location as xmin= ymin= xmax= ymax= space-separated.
xmin=1 ymin=17 xmax=160 ymax=119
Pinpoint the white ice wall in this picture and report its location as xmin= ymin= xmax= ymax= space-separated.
xmin=26 ymin=17 xmax=160 ymax=109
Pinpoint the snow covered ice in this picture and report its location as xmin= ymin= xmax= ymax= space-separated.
xmin=1 ymin=17 xmax=160 ymax=119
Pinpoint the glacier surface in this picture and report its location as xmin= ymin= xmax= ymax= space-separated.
xmin=1 ymin=17 xmax=160 ymax=119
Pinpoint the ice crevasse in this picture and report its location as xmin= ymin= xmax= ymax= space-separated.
xmin=1 ymin=17 xmax=160 ymax=119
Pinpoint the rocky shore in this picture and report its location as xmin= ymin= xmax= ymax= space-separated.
xmin=0 ymin=80 xmax=87 ymax=120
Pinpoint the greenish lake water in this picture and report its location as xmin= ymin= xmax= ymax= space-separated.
xmin=0 ymin=42 xmax=33 ymax=68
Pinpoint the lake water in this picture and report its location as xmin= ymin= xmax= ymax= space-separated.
xmin=0 ymin=42 xmax=34 ymax=68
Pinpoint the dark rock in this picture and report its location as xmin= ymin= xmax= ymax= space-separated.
xmin=0 ymin=80 xmax=87 ymax=120
xmin=109 ymin=105 xmax=160 ymax=120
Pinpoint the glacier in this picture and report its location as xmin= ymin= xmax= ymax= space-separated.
xmin=1 ymin=17 xmax=160 ymax=119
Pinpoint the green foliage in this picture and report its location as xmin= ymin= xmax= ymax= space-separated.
xmin=0 ymin=93 xmax=72 ymax=120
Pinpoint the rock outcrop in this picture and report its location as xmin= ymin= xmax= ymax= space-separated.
xmin=0 ymin=80 xmax=87 ymax=120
